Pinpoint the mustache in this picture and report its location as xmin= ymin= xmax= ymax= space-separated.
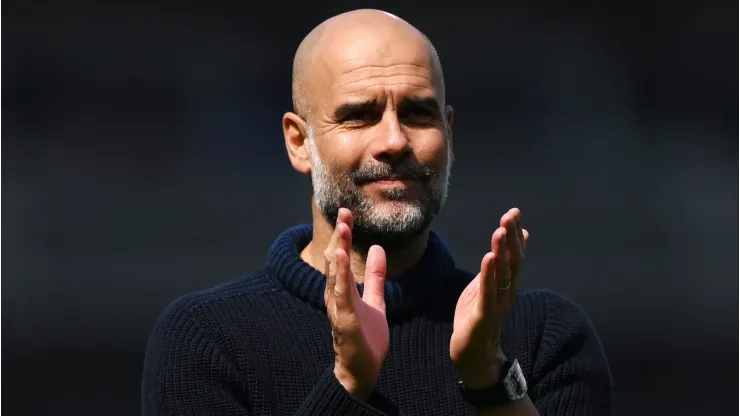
xmin=350 ymin=161 xmax=435 ymax=185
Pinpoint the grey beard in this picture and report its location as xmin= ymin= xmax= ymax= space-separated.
xmin=306 ymin=126 xmax=451 ymax=255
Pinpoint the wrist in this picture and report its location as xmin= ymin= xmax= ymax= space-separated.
xmin=457 ymin=352 xmax=507 ymax=390
xmin=459 ymin=362 xmax=503 ymax=390
xmin=334 ymin=365 xmax=372 ymax=401
xmin=457 ymin=359 xmax=529 ymax=408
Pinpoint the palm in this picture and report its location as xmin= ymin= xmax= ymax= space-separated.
xmin=355 ymin=291 xmax=390 ymax=369
xmin=450 ymin=275 xmax=485 ymax=363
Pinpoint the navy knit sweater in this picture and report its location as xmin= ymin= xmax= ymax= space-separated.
xmin=142 ymin=225 xmax=612 ymax=415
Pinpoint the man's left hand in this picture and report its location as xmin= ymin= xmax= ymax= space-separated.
xmin=450 ymin=208 xmax=529 ymax=389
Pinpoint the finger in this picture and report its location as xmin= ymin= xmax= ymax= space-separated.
xmin=492 ymin=227 xmax=512 ymax=295
xmin=522 ymin=229 xmax=529 ymax=250
xmin=325 ymin=250 xmax=338 ymax=307
xmin=362 ymin=245 xmax=387 ymax=314
xmin=510 ymin=208 xmax=526 ymax=253
xmin=335 ymin=222 xmax=352 ymax=259
xmin=333 ymin=248 xmax=354 ymax=311
xmin=476 ymin=251 xmax=496 ymax=316
xmin=324 ymin=209 xmax=353 ymax=276
xmin=499 ymin=210 xmax=523 ymax=275
xmin=326 ymin=222 xmax=351 ymax=296
xmin=327 ymin=209 xmax=351 ymax=252
xmin=338 ymin=208 xmax=353 ymax=231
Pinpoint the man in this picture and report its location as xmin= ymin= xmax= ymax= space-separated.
xmin=142 ymin=9 xmax=612 ymax=416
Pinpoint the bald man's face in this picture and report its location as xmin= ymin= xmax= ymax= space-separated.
xmin=304 ymin=30 xmax=453 ymax=253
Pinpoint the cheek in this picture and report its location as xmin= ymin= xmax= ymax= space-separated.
xmin=325 ymin=132 xmax=367 ymax=170
xmin=413 ymin=131 xmax=449 ymax=167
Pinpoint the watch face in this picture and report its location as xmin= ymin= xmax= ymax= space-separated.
xmin=503 ymin=360 xmax=527 ymax=400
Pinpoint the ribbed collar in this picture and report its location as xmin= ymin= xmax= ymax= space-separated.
xmin=267 ymin=225 xmax=462 ymax=320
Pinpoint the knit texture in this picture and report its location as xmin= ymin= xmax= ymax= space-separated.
xmin=142 ymin=225 xmax=612 ymax=415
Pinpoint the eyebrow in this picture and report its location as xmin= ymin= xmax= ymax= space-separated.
xmin=332 ymin=99 xmax=384 ymax=121
xmin=397 ymin=96 xmax=442 ymax=115
xmin=331 ymin=96 xmax=441 ymax=120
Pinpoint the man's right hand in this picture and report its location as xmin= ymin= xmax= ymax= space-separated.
xmin=324 ymin=208 xmax=389 ymax=401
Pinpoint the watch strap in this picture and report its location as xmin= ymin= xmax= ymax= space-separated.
xmin=457 ymin=359 xmax=527 ymax=407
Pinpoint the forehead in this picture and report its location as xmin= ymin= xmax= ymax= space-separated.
xmin=316 ymin=33 xmax=441 ymax=106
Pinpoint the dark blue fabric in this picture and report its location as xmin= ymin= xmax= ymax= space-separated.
xmin=142 ymin=225 xmax=613 ymax=415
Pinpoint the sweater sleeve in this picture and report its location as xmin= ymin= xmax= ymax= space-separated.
xmin=142 ymin=296 xmax=251 ymax=415
xmin=142 ymin=296 xmax=399 ymax=416
xmin=294 ymin=367 xmax=400 ymax=416
xmin=530 ymin=291 xmax=613 ymax=416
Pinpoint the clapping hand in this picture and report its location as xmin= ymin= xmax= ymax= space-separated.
xmin=450 ymin=208 xmax=529 ymax=388
xmin=324 ymin=208 xmax=390 ymax=400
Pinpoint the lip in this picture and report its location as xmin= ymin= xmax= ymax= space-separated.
xmin=367 ymin=177 xmax=418 ymax=187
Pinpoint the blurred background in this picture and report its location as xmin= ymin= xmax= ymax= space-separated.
xmin=3 ymin=0 xmax=737 ymax=414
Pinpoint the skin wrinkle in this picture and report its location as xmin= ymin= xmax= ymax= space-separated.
xmin=339 ymin=63 xmax=432 ymax=74
xmin=339 ymin=73 xmax=433 ymax=85
xmin=340 ymin=83 xmax=436 ymax=96
xmin=336 ymin=70 xmax=438 ymax=99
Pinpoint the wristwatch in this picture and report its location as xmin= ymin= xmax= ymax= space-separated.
xmin=457 ymin=359 xmax=528 ymax=407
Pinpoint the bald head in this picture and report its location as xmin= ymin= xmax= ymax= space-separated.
xmin=291 ymin=9 xmax=445 ymax=120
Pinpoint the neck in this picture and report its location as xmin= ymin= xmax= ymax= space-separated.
xmin=300 ymin=200 xmax=429 ymax=283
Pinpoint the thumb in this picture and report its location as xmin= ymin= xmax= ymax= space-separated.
xmin=362 ymin=245 xmax=387 ymax=314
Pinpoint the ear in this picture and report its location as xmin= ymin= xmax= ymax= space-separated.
xmin=444 ymin=104 xmax=455 ymax=164
xmin=444 ymin=104 xmax=454 ymax=130
xmin=282 ymin=112 xmax=312 ymax=175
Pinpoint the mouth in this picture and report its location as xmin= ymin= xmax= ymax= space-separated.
xmin=365 ymin=176 xmax=420 ymax=188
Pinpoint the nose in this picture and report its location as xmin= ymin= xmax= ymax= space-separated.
xmin=368 ymin=112 xmax=410 ymax=162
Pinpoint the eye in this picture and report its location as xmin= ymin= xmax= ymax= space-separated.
xmin=342 ymin=111 xmax=380 ymax=124
xmin=403 ymin=109 xmax=436 ymax=123
xmin=408 ymin=109 xmax=433 ymax=117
